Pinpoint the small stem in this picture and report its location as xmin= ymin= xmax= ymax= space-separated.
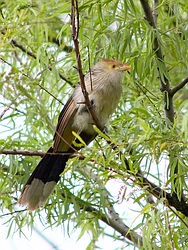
xmin=171 ymin=76 xmax=188 ymax=96
xmin=1 ymin=30 xmax=73 ymax=85
xmin=70 ymin=0 xmax=103 ymax=131
xmin=140 ymin=0 xmax=174 ymax=123
xmin=0 ymin=149 xmax=82 ymax=158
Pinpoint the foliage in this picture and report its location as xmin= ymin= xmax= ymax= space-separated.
xmin=1 ymin=0 xmax=188 ymax=249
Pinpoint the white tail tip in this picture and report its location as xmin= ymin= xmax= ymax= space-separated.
xmin=18 ymin=179 xmax=56 ymax=211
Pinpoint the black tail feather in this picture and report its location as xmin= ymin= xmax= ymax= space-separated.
xmin=26 ymin=147 xmax=69 ymax=185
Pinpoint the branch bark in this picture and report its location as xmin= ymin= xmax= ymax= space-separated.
xmin=139 ymin=0 xmax=187 ymax=209
xmin=0 ymin=149 xmax=82 ymax=159
xmin=171 ymin=76 xmax=188 ymax=96
xmin=0 ymin=149 xmax=45 ymax=157
xmin=123 ymin=158 xmax=188 ymax=218
xmin=140 ymin=0 xmax=174 ymax=123
xmin=61 ymin=184 xmax=143 ymax=247
xmin=82 ymin=166 xmax=143 ymax=246
xmin=135 ymin=170 xmax=188 ymax=217
xmin=70 ymin=0 xmax=104 ymax=131
xmin=85 ymin=205 xmax=143 ymax=246
xmin=2 ymin=149 xmax=188 ymax=217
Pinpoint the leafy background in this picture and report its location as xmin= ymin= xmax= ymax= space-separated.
xmin=1 ymin=0 xmax=188 ymax=249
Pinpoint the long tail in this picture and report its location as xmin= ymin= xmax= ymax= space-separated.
xmin=18 ymin=147 xmax=69 ymax=210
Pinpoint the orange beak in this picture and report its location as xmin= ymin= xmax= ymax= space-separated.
xmin=123 ymin=64 xmax=131 ymax=71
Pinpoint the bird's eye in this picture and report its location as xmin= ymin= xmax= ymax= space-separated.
xmin=112 ymin=65 xmax=116 ymax=68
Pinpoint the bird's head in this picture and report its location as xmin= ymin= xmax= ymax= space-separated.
xmin=91 ymin=59 xmax=130 ymax=84
xmin=99 ymin=59 xmax=131 ymax=73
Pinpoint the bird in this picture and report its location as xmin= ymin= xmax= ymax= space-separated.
xmin=18 ymin=58 xmax=131 ymax=210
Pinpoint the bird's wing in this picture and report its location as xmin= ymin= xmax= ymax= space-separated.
xmin=53 ymin=96 xmax=78 ymax=152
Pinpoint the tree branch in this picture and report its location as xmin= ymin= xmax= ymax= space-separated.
xmin=0 ymin=149 xmax=82 ymax=159
xmin=60 ymin=186 xmax=143 ymax=247
xmin=2 ymin=147 xmax=188 ymax=217
xmin=82 ymin=166 xmax=143 ymax=246
xmin=85 ymin=205 xmax=143 ymax=246
xmin=0 ymin=149 xmax=45 ymax=157
xmin=11 ymin=38 xmax=37 ymax=59
xmin=108 ymin=157 xmax=188 ymax=218
xmin=140 ymin=0 xmax=187 ymax=204
xmin=134 ymin=167 xmax=188 ymax=218
xmin=1 ymin=30 xmax=73 ymax=86
xmin=70 ymin=0 xmax=104 ymax=131
xmin=171 ymin=76 xmax=188 ymax=96
xmin=50 ymin=36 xmax=73 ymax=52
xmin=140 ymin=0 xmax=174 ymax=123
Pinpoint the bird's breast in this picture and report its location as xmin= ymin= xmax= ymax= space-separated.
xmin=72 ymin=79 xmax=122 ymax=134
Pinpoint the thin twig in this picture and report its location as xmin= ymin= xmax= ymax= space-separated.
xmin=134 ymin=79 xmax=162 ymax=118
xmin=0 ymin=57 xmax=29 ymax=79
xmin=1 ymin=29 xmax=73 ymax=85
xmin=0 ymin=149 xmax=43 ymax=157
xmin=70 ymin=0 xmax=104 ymax=131
xmin=82 ymin=166 xmax=143 ymax=246
xmin=11 ymin=39 xmax=37 ymax=59
xmin=0 ymin=101 xmax=26 ymax=116
xmin=0 ymin=100 xmax=17 ymax=119
xmin=2 ymin=33 xmax=74 ymax=85
xmin=0 ymin=149 xmax=82 ymax=158
xmin=38 ymin=84 xmax=64 ymax=105
xmin=171 ymin=76 xmax=188 ymax=96
xmin=2 ymin=147 xmax=188 ymax=217
xmin=140 ymin=0 xmax=174 ymax=123
xmin=87 ymin=46 xmax=93 ymax=91
xmin=153 ymin=0 xmax=158 ymax=24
